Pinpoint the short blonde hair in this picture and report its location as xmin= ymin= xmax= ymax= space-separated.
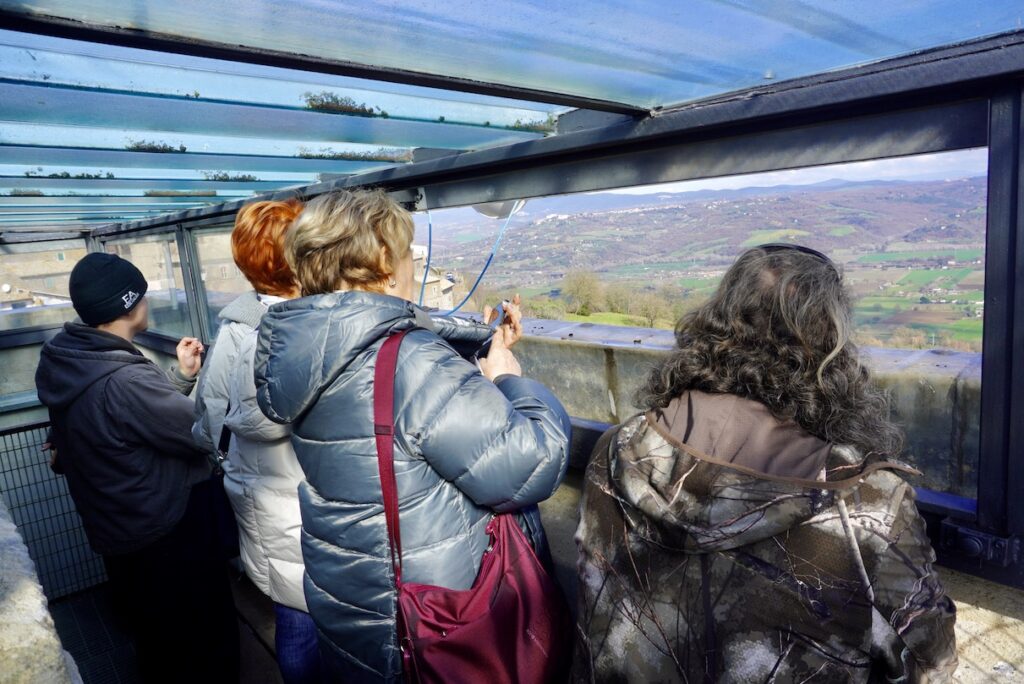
xmin=284 ymin=189 xmax=414 ymax=296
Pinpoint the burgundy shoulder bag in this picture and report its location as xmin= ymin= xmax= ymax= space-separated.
xmin=373 ymin=329 xmax=571 ymax=684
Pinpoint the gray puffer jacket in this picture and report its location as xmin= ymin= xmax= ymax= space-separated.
xmin=254 ymin=291 xmax=571 ymax=682
xmin=193 ymin=291 xmax=307 ymax=612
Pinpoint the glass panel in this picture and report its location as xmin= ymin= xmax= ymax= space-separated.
xmin=0 ymin=82 xmax=543 ymax=151
xmin=104 ymin=236 xmax=193 ymax=337
xmin=3 ymin=1 xmax=1020 ymax=108
xmin=0 ymin=122 xmax=415 ymax=162
xmin=0 ymin=30 xmax=562 ymax=129
xmin=416 ymin=148 xmax=987 ymax=497
xmin=0 ymin=163 xmax=318 ymax=183
xmin=0 ymin=146 xmax=387 ymax=175
xmin=0 ymin=244 xmax=88 ymax=331
xmin=193 ymin=228 xmax=251 ymax=334
xmin=0 ymin=174 xmax=297 ymax=192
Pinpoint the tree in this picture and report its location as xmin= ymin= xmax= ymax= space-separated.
xmin=466 ymin=283 xmax=499 ymax=313
xmin=635 ymin=293 xmax=668 ymax=328
xmin=525 ymin=296 xmax=567 ymax=320
xmin=603 ymin=283 xmax=633 ymax=314
xmin=562 ymin=271 xmax=603 ymax=315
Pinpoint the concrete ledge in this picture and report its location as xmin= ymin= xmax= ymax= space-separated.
xmin=515 ymin=318 xmax=981 ymax=498
xmin=0 ymin=496 xmax=79 ymax=684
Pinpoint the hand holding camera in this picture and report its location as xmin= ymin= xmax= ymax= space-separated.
xmin=479 ymin=294 xmax=523 ymax=381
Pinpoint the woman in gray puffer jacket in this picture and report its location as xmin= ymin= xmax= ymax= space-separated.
xmin=253 ymin=189 xmax=571 ymax=682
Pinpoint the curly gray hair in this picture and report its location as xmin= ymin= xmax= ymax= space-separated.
xmin=637 ymin=245 xmax=904 ymax=459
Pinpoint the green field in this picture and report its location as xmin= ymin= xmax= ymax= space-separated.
xmin=858 ymin=249 xmax=984 ymax=264
xmin=563 ymin=311 xmax=673 ymax=329
xmin=897 ymin=270 xmax=943 ymax=287
xmin=453 ymin=232 xmax=486 ymax=244
xmin=856 ymin=295 xmax=911 ymax=311
xmin=677 ymin=276 xmax=721 ymax=291
xmin=828 ymin=225 xmax=857 ymax=237
xmin=901 ymin=318 xmax=984 ymax=343
xmin=740 ymin=229 xmax=811 ymax=247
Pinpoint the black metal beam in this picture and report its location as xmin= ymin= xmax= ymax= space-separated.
xmin=0 ymin=11 xmax=645 ymax=117
xmin=418 ymin=100 xmax=987 ymax=210
xmin=0 ymin=325 xmax=62 ymax=349
xmin=329 ymin=31 xmax=1024 ymax=196
xmin=88 ymin=97 xmax=988 ymax=236
xmin=655 ymin=30 xmax=1024 ymax=121
xmin=1009 ymin=84 xmax=1024 ymax=537
xmin=176 ymin=225 xmax=210 ymax=343
xmin=133 ymin=329 xmax=190 ymax=357
xmin=977 ymin=89 xmax=1019 ymax=534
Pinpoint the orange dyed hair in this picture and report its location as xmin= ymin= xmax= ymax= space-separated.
xmin=231 ymin=198 xmax=303 ymax=297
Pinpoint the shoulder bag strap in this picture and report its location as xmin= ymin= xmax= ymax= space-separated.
xmin=373 ymin=328 xmax=413 ymax=584
xmin=217 ymin=402 xmax=232 ymax=457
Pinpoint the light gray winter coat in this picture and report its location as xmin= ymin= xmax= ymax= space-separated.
xmin=193 ymin=291 xmax=307 ymax=611
xmin=254 ymin=291 xmax=571 ymax=682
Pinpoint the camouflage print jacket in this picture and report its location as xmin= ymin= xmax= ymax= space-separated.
xmin=573 ymin=391 xmax=957 ymax=683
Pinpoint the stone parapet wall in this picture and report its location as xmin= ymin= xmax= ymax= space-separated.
xmin=0 ymin=496 xmax=79 ymax=684
xmin=515 ymin=319 xmax=981 ymax=497
xmin=0 ymin=318 xmax=983 ymax=495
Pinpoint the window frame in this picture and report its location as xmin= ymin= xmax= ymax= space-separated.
xmin=2 ymin=43 xmax=1022 ymax=583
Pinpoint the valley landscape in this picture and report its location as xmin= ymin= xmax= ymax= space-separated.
xmin=416 ymin=175 xmax=987 ymax=352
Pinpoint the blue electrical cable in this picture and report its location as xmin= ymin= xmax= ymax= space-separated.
xmin=442 ymin=208 xmax=517 ymax=316
xmin=418 ymin=209 xmax=433 ymax=307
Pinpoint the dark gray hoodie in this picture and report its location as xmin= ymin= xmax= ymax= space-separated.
xmin=35 ymin=322 xmax=209 ymax=555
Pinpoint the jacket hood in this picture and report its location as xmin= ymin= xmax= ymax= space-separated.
xmin=35 ymin=322 xmax=147 ymax=410
xmin=255 ymin=291 xmax=418 ymax=424
xmin=217 ymin=290 xmax=267 ymax=330
xmin=610 ymin=391 xmax=908 ymax=553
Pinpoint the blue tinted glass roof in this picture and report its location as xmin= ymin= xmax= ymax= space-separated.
xmin=0 ymin=25 xmax=562 ymax=232
xmin=0 ymin=0 xmax=1020 ymax=234
xmin=1 ymin=0 xmax=1020 ymax=109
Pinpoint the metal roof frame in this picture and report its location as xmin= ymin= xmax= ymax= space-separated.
xmin=1 ymin=17 xmax=1023 ymax=585
xmin=73 ymin=30 xmax=1021 ymax=238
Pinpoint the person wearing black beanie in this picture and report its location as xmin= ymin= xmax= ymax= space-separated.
xmin=35 ymin=251 xmax=240 ymax=682
xmin=69 ymin=252 xmax=149 ymax=326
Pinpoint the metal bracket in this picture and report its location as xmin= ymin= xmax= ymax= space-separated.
xmin=940 ymin=519 xmax=1020 ymax=567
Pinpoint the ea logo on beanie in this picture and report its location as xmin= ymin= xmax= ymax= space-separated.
xmin=69 ymin=253 xmax=149 ymax=326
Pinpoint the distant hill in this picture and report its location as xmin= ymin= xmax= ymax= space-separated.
xmin=413 ymin=177 xmax=925 ymax=229
xmin=417 ymin=176 xmax=987 ymax=289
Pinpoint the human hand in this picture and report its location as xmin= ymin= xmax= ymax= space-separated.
xmin=41 ymin=442 xmax=57 ymax=469
xmin=477 ymin=323 xmax=522 ymax=381
xmin=176 ymin=337 xmax=205 ymax=378
xmin=483 ymin=293 xmax=523 ymax=349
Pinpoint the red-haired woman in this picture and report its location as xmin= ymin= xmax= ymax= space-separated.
xmin=193 ymin=199 xmax=321 ymax=684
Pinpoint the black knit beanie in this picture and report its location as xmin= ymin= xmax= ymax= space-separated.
xmin=69 ymin=252 xmax=149 ymax=326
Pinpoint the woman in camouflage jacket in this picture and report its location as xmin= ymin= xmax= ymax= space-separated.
xmin=573 ymin=244 xmax=957 ymax=683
